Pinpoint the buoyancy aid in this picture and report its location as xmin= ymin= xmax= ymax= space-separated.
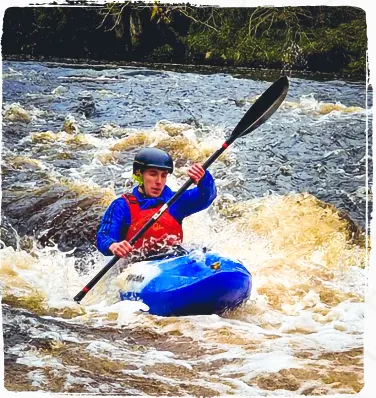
xmin=122 ymin=194 xmax=183 ymax=254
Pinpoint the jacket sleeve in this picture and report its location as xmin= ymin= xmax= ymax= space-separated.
xmin=170 ymin=170 xmax=217 ymax=222
xmin=96 ymin=198 xmax=131 ymax=256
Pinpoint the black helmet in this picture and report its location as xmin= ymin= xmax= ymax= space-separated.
xmin=133 ymin=147 xmax=173 ymax=174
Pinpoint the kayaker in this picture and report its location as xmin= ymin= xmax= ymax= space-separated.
xmin=96 ymin=147 xmax=217 ymax=260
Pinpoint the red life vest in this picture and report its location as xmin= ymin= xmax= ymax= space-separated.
xmin=122 ymin=194 xmax=183 ymax=254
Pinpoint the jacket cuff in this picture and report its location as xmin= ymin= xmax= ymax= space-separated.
xmin=104 ymin=239 xmax=117 ymax=256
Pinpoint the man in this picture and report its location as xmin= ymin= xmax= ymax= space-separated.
xmin=96 ymin=147 xmax=217 ymax=259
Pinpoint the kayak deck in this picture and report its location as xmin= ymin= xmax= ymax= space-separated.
xmin=118 ymin=250 xmax=252 ymax=316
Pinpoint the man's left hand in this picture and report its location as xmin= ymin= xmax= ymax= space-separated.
xmin=188 ymin=163 xmax=205 ymax=185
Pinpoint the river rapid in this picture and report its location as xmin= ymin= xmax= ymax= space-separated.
xmin=0 ymin=60 xmax=372 ymax=395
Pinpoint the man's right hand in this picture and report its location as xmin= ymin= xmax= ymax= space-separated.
xmin=109 ymin=240 xmax=133 ymax=258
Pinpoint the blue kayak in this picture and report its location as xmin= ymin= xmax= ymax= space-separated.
xmin=118 ymin=250 xmax=252 ymax=316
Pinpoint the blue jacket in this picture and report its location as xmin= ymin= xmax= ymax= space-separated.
xmin=97 ymin=171 xmax=217 ymax=255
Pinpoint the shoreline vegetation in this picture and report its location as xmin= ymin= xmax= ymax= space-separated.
xmin=2 ymin=4 xmax=367 ymax=80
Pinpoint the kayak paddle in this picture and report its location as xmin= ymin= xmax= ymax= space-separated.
xmin=73 ymin=75 xmax=289 ymax=303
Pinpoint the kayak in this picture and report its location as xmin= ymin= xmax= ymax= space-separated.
xmin=118 ymin=249 xmax=252 ymax=316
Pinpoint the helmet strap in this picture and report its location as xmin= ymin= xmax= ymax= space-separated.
xmin=134 ymin=170 xmax=150 ymax=196
xmin=132 ymin=170 xmax=144 ymax=189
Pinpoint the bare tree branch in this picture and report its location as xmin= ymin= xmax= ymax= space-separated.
xmin=97 ymin=4 xmax=116 ymax=30
xmin=110 ymin=2 xmax=129 ymax=31
xmin=97 ymin=2 xmax=130 ymax=32
xmin=248 ymin=8 xmax=273 ymax=37
xmin=169 ymin=5 xmax=219 ymax=32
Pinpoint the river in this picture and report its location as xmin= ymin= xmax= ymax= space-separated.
xmin=1 ymin=60 xmax=372 ymax=395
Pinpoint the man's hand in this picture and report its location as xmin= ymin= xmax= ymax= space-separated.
xmin=109 ymin=240 xmax=133 ymax=258
xmin=188 ymin=163 xmax=205 ymax=185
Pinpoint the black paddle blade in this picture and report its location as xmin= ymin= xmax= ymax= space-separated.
xmin=231 ymin=75 xmax=289 ymax=139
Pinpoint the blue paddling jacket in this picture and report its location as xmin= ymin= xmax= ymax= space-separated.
xmin=97 ymin=170 xmax=217 ymax=256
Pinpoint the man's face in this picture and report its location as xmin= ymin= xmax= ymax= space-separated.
xmin=142 ymin=168 xmax=168 ymax=197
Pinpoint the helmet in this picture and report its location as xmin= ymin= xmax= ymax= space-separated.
xmin=133 ymin=147 xmax=174 ymax=175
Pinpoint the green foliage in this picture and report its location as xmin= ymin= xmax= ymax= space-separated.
xmin=2 ymin=5 xmax=367 ymax=76
xmin=150 ymin=44 xmax=174 ymax=62
xmin=300 ymin=18 xmax=367 ymax=74
xmin=184 ymin=6 xmax=366 ymax=75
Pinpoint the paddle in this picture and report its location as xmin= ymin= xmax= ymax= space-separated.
xmin=73 ymin=75 xmax=289 ymax=303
